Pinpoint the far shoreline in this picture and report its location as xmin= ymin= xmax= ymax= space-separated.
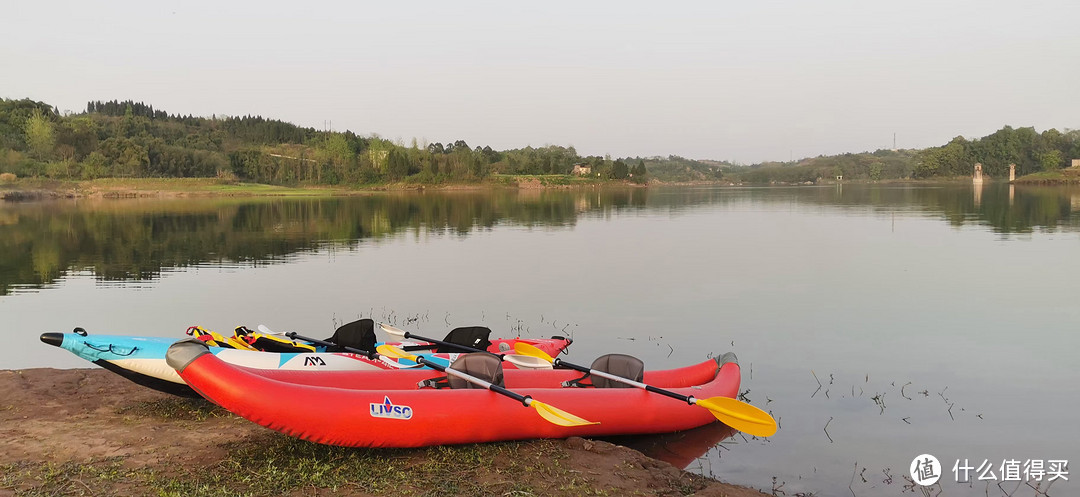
xmin=2 ymin=173 xmax=1078 ymax=202
xmin=0 ymin=176 xmax=656 ymax=201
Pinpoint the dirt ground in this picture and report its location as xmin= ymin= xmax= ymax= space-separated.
xmin=0 ymin=368 xmax=769 ymax=496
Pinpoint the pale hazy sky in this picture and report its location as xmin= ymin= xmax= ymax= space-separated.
xmin=3 ymin=1 xmax=1078 ymax=163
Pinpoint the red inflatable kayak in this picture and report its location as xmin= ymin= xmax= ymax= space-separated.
xmin=167 ymin=340 xmax=741 ymax=448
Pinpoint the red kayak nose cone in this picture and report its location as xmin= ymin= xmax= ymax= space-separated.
xmin=40 ymin=332 xmax=64 ymax=348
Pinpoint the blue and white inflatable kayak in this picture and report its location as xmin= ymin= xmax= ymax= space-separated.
xmin=40 ymin=324 xmax=571 ymax=397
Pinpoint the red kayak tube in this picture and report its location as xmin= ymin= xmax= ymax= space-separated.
xmin=167 ymin=340 xmax=741 ymax=448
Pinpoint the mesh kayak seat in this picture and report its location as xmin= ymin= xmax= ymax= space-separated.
xmin=565 ymin=353 xmax=645 ymax=388
xmin=590 ymin=354 xmax=644 ymax=388
xmin=447 ymin=352 xmax=504 ymax=389
xmin=325 ymin=319 xmax=376 ymax=353
xmin=437 ymin=326 xmax=493 ymax=353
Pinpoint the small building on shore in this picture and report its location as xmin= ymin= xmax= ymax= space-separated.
xmin=571 ymin=164 xmax=592 ymax=176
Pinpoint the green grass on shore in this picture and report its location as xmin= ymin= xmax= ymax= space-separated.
xmin=0 ymin=175 xmax=629 ymax=199
xmin=0 ymin=434 xmax=595 ymax=497
xmin=85 ymin=178 xmax=358 ymax=196
xmin=492 ymin=173 xmax=605 ymax=186
xmin=1014 ymin=168 xmax=1080 ymax=184
xmin=0 ymin=177 xmax=363 ymax=197
xmin=0 ymin=397 xmax=600 ymax=496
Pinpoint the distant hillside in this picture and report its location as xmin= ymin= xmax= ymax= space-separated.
xmin=2 ymin=97 xmax=1076 ymax=186
xmin=0 ymin=98 xmax=647 ymax=185
xmin=728 ymin=127 xmax=1080 ymax=184
xmin=620 ymin=156 xmax=726 ymax=182
xmin=732 ymin=149 xmax=918 ymax=184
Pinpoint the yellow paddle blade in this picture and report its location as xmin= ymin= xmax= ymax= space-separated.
xmin=529 ymin=400 xmax=599 ymax=427
xmin=694 ymin=396 xmax=777 ymax=437
xmin=503 ymin=354 xmax=554 ymax=370
xmin=513 ymin=342 xmax=555 ymax=363
xmin=375 ymin=344 xmax=417 ymax=361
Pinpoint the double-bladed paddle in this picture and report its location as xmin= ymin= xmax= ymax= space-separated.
xmin=259 ymin=324 xmax=421 ymax=366
xmin=378 ymin=323 xmax=552 ymax=369
xmin=376 ymin=344 xmax=597 ymax=428
xmin=263 ymin=326 xmax=382 ymax=360
xmin=260 ymin=325 xmax=595 ymax=427
xmin=513 ymin=342 xmax=777 ymax=437
xmin=262 ymin=323 xmax=548 ymax=369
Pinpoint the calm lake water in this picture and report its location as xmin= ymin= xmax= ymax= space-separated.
xmin=1 ymin=183 xmax=1077 ymax=496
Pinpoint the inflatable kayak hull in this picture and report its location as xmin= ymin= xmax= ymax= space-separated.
xmin=40 ymin=331 xmax=572 ymax=397
xmin=168 ymin=340 xmax=741 ymax=448
xmin=231 ymin=355 xmax=724 ymax=390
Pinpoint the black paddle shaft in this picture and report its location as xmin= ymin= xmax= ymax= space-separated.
xmin=290 ymin=332 xmax=534 ymax=408
xmin=555 ymin=357 xmax=694 ymax=405
xmin=399 ymin=349 xmax=534 ymax=408
xmin=286 ymin=332 xmax=377 ymax=359
xmin=400 ymin=331 xmax=497 ymax=355
xmin=489 ymin=384 xmax=532 ymax=406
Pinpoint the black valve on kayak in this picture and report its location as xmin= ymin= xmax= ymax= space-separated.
xmin=39 ymin=332 xmax=64 ymax=347
xmin=73 ymin=327 xmax=87 ymax=336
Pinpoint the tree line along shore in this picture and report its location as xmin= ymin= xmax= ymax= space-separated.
xmin=2 ymin=97 xmax=1078 ymax=190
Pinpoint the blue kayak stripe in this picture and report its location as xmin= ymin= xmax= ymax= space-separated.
xmin=52 ymin=334 xmax=457 ymax=370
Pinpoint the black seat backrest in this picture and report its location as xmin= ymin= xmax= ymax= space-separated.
xmin=438 ymin=326 xmax=492 ymax=353
xmin=326 ymin=318 xmax=376 ymax=352
xmin=589 ymin=353 xmax=644 ymax=388
xmin=447 ymin=352 xmax=504 ymax=389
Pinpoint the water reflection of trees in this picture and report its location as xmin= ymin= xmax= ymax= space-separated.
xmin=802 ymin=183 xmax=1080 ymax=234
xmin=0 ymin=190 xmax=650 ymax=295
xmin=602 ymin=184 xmax=1078 ymax=235
xmin=1 ymin=185 xmax=1076 ymax=294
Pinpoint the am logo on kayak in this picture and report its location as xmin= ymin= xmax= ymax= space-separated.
xmin=370 ymin=396 xmax=413 ymax=420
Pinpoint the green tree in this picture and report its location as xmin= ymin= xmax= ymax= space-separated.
xmin=367 ymin=138 xmax=392 ymax=172
xmin=869 ymin=161 xmax=884 ymax=180
xmin=99 ymin=137 xmax=148 ymax=176
xmin=387 ymin=148 xmax=409 ymax=180
xmin=81 ymin=151 xmax=109 ymax=179
xmin=630 ymin=160 xmax=648 ymax=183
xmin=1041 ymin=128 xmax=1065 ymax=153
xmin=56 ymin=116 xmax=98 ymax=160
xmin=1039 ymin=150 xmax=1063 ymax=171
xmin=322 ymin=133 xmax=353 ymax=163
xmin=916 ymin=138 xmax=968 ymax=178
xmin=611 ymin=160 xmax=629 ymax=179
xmin=24 ymin=108 xmax=56 ymax=159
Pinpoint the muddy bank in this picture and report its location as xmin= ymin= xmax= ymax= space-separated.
xmin=0 ymin=177 xmax=655 ymax=202
xmin=0 ymin=368 xmax=767 ymax=496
